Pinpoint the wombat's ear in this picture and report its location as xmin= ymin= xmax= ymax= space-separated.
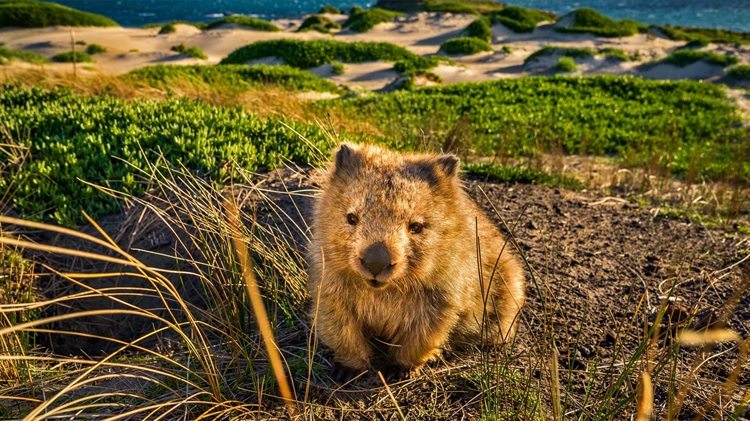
xmin=333 ymin=143 xmax=361 ymax=177
xmin=436 ymin=154 xmax=460 ymax=178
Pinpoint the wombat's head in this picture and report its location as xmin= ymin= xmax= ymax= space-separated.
xmin=313 ymin=142 xmax=462 ymax=290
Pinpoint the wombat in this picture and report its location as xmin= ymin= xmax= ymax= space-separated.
xmin=307 ymin=142 xmax=526 ymax=379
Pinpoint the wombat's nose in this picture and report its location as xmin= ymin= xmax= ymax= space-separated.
xmin=360 ymin=242 xmax=392 ymax=277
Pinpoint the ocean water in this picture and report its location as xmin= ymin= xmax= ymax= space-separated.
xmin=54 ymin=0 xmax=750 ymax=32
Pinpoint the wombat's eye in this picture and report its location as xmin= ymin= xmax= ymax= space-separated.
xmin=409 ymin=222 xmax=423 ymax=234
xmin=346 ymin=213 xmax=359 ymax=226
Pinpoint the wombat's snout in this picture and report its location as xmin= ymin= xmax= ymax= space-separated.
xmin=360 ymin=242 xmax=394 ymax=277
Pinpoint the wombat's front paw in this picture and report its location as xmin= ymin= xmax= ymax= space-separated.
xmin=381 ymin=363 xmax=419 ymax=382
xmin=331 ymin=361 xmax=367 ymax=384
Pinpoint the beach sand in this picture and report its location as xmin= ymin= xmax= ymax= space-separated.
xmin=2 ymin=12 xmax=749 ymax=92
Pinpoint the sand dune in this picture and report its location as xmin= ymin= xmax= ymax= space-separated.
xmin=2 ymin=11 xmax=749 ymax=88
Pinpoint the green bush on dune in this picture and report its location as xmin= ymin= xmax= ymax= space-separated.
xmin=424 ymin=2 xmax=480 ymax=14
xmin=220 ymin=39 xmax=441 ymax=73
xmin=598 ymin=47 xmax=629 ymax=61
xmin=206 ymin=15 xmax=280 ymax=31
xmin=493 ymin=6 xmax=554 ymax=33
xmin=297 ymin=15 xmax=341 ymax=34
xmin=555 ymin=56 xmax=577 ymax=72
xmin=85 ymin=44 xmax=107 ymax=55
xmin=524 ymin=46 xmax=595 ymax=64
xmin=662 ymin=49 xmax=739 ymax=67
xmin=51 ymin=51 xmax=92 ymax=63
xmin=660 ymin=25 xmax=750 ymax=45
xmin=0 ymin=42 xmax=47 ymax=64
xmin=0 ymin=0 xmax=118 ymax=28
xmin=440 ymin=37 xmax=492 ymax=55
xmin=557 ymin=7 xmax=647 ymax=37
xmin=170 ymin=44 xmax=208 ymax=60
xmin=342 ymin=7 xmax=403 ymax=32
xmin=125 ymin=64 xmax=342 ymax=93
xmin=465 ymin=15 xmax=492 ymax=42
xmin=319 ymin=5 xmax=341 ymax=14
xmin=727 ymin=64 xmax=750 ymax=80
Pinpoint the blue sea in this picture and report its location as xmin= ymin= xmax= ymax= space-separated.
xmin=55 ymin=0 xmax=750 ymax=32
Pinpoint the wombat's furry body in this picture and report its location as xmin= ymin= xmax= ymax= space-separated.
xmin=307 ymin=143 xmax=526 ymax=378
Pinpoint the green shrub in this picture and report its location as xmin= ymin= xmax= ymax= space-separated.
xmin=727 ymin=64 xmax=750 ymax=80
xmin=0 ymin=43 xmax=47 ymax=64
xmin=0 ymin=0 xmax=118 ymax=28
xmin=318 ymin=5 xmax=341 ymax=14
xmin=206 ymin=16 xmax=280 ymax=31
xmin=598 ymin=47 xmax=628 ymax=61
xmin=660 ymin=25 xmax=750 ymax=45
xmin=556 ymin=7 xmax=647 ymax=37
xmin=170 ymin=44 xmax=207 ymax=59
xmin=347 ymin=6 xmax=365 ymax=15
xmin=555 ymin=56 xmax=577 ymax=72
xmin=159 ymin=22 xmax=176 ymax=34
xmin=440 ymin=37 xmax=492 ymax=55
xmin=331 ymin=60 xmax=345 ymax=75
xmin=0 ymin=85 xmax=340 ymax=226
xmin=51 ymin=51 xmax=92 ymax=63
xmin=682 ymin=38 xmax=710 ymax=48
xmin=85 ymin=44 xmax=107 ymax=55
xmin=524 ymin=46 xmax=594 ymax=64
xmin=75 ymin=40 xmax=86 ymax=45
xmin=221 ymin=39 xmax=436 ymax=74
xmin=492 ymin=6 xmax=553 ymax=33
xmin=393 ymin=55 xmax=452 ymax=75
xmin=663 ymin=49 xmax=739 ymax=67
xmin=125 ymin=64 xmax=342 ymax=93
xmin=298 ymin=15 xmax=341 ymax=33
xmin=146 ymin=20 xmax=206 ymax=31
xmin=465 ymin=16 xmax=492 ymax=42
xmin=425 ymin=2 xmax=479 ymax=14
xmin=342 ymin=7 xmax=403 ymax=32
xmin=500 ymin=45 xmax=512 ymax=54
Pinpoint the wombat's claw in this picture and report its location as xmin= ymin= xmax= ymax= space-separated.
xmin=381 ymin=364 xmax=414 ymax=382
xmin=331 ymin=361 xmax=364 ymax=384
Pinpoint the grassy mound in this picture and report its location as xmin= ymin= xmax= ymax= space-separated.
xmin=598 ymin=47 xmax=629 ymax=61
xmin=0 ymin=43 xmax=47 ymax=64
xmin=660 ymin=25 xmax=750 ymax=45
xmin=220 ymin=39 xmax=442 ymax=74
xmin=0 ymin=0 xmax=118 ymax=28
xmin=377 ymin=0 xmax=502 ymax=13
xmin=555 ymin=56 xmax=577 ymax=72
xmin=492 ymin=6 xmax=554 ymax=33
xmin=441 ymin=37 xmax=492 ymax=55
xmin=319 ymin=76 xmax=747 ymax=182
xmin=424 ymin=1 xmax=481 ymax=14
xmin=662 ymin=50 xmax=739 ymax=67
xmin=727 ymin=64 xmax=750 ymax=80
xmin=342 ymin=7 xmax=402 ymax=32
xmin=125 ymin=64 xmax=342 ymax=93
xmin=556 ymin=7 xmax=647 ymax=37
xmin=85 ymin=44 xmax=107 ymax=55
xmin=524 ymin=46 xmax=594 ymax=64
xmin=170 ymin=44 xmax=207 ymax=60
xmin=297 ymin=15 xmax=341 ymax=34
xmin=206 ymin=16 xmax=280 ymax=31
xmin=318 ymin=5 xmax=341 ymax=14
xmin=51 ymin=51 xmax=92 ymax=63
xmin=465 ymin=16 xmax=492 ymax=42
xmin=0 ymin=85 xmax=335 ymax=225
xmin=158 ymin=22 xmax=176 ymax=34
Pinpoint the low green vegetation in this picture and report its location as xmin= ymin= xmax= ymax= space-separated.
xmin=342 ymin=7 xmax=402 ymax=32
xmin=441 ymin=37 xmax=492 ymax=55
xmin=524 ymin=46 xmax=594 ymax=64
xmin=85 ymin=44 xmax=107 ymax=55
xmin=158 ymin=22 xmax=176 ymax=34
xmin=221 ymin=39 xmax=442 ymax=75
xmin=727 ymin=64 xmax=750 ymax=80
xmin=51 ymin=51 xmax=92 ymax=63
xmin=660 ymin=25 xmax=750 ymax=45
xmin=555 ymin=56 xmax=577 ymax=72
xmin=170 ymin=44 xmax=207 ymax=60
xmin=466 ymin=162 xmax=584 ymax=190
xmin=145 ymin=20 xmax=207 ymax=30
xmin=682 ymin=38 xmax=710 ymax=48
xmin=0 ymin=43 xmax=47 ymax=65
xmin=465 ymin=15 xmax=492 ymax=42
xmin=125 ymin=64 xmax=342 ymax=93
xmin=424 ymin=1 xmax=480 ymax=14
xmin=598 ymin=47 xmax=629 ymax=61
xmin=557 ymin=7 xmax=647 ymax=37
xmin=662 ymin=49 xmax=739 ymax=67
xmin=331 ymin=60 xmax=345 ymax=75
xmin=319 ymin=76 xmax=748 ymax=183
xmin=492 ymin=6 xmax=554 ymax=33
xmin=347 ymin=6 xmax=364 ymax=15
xmin=297 ymin=15 xmax=341 ymax=33
xmin=206 ymin=16 xmax=280 ymax=31
xmin=318 ymin=5 xmax=341 ymax=14
xmin=0 ymin=0 xmax=118 ymax=28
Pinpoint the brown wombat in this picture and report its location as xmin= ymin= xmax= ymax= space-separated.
xmin=307 ymin=142 xmax=526 ymax=379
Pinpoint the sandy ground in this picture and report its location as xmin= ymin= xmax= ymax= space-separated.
xmin=2 ymin=12 xmax=750 ymax=92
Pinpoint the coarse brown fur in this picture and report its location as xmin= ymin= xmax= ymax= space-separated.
xmin=306 ymin=142 xmax=526 ymax=378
